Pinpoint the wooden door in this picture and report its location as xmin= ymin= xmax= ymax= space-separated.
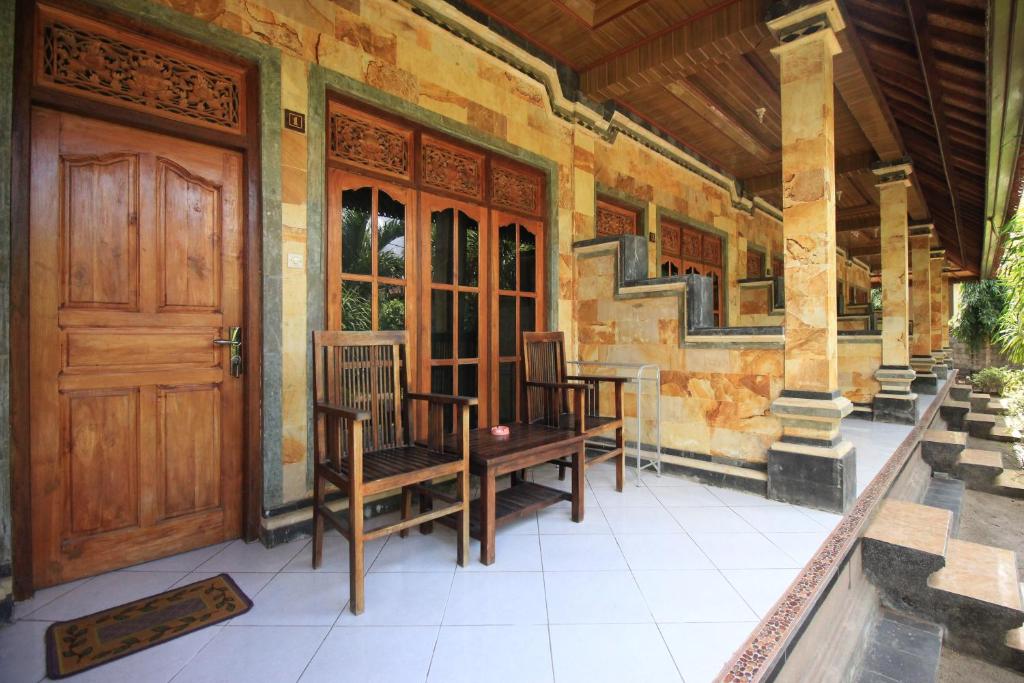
xmin=29 ymin=109 xmax=244 ymax=587
xmin=419 ymin=195 xmax=489 ymax=430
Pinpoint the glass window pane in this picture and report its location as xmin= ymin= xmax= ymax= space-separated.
xmin=341 ymin=280 xmax=371 ymax=331
xmin=377 ymin=190 xmax=405 ymax=279
xmin=519 ymin=225 xmax=536 ymax=292
xmin=498 ymin=223 xmax=517 ymax=290
xmin=431 ymin=290 xmax=454 ymax=359
xmin=431 ymin=208 xmax=454 ymax=284
xmin=499 ymin=295 xmax=516 ymax=357
xmin=458 ymin=292 xmax=478 ymax=358
xmin=499 ymin=362 xmax=516 ymax=424
xmin=341 ymin=187 xmax=372 ymax=275
xmin=458 ymin=211 xmax=479 ymax=287
xmin=378 ymin=284 xmax=405 ymax=331
xmin=520 ymin=297 xmax=536 ymax=335
xmin=458 ymin=364 xmax=479 ymax=429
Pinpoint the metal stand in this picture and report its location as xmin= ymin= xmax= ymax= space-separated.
xmin=568 ymin=360 xmax=662 ymax=485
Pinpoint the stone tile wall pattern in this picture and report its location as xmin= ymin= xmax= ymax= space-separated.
xmin=838 ymin=339 xmax=883 ymax=404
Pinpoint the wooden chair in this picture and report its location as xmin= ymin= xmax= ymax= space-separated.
xmin=521 ymin=331 xmax=626 ymax=490
xmin=311 ymin=330 xmax=474 ymax=614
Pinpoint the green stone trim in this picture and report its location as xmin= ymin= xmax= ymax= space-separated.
xmin=0 ymin=0 xmax=14 ymax=572
xmin=655 ymin=206 xmax=731 ymax=324
xmin=56 ymin=0 xmax=285 ymax=506
xmin=304 ymin=63 xmax=561 ymax=489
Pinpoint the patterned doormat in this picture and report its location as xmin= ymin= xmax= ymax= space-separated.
xmin=45 ymin=573 xmax=252 ymax=679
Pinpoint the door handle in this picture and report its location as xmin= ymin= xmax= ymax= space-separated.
xmin=213 ymin=326 xmax=243 ymax=377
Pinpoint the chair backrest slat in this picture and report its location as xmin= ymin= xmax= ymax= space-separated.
xmin=522 ymin=331 xmax=569 ymax=425
xmin=313 ymin=330 xmax=409 ymax=452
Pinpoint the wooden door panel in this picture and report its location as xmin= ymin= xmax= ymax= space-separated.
xmin=63 ymin=388 xmax=140 ymax=538
xmin=61 ymin=154 xmax=139 ymax=310
xmin=30 ymin=108 xmax=244 ymax=587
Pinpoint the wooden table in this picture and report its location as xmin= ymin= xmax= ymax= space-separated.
xmin=462 ymin=424 xmax=586 ymax=565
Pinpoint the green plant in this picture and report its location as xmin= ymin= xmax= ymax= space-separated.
xmin=971 ymin=366 xmax=1013 ymax=394
xmin=870 ymin=287 xmax=882 ymax=311
xmin=951 ymin=280 xmax=1007 ymax=353
xmin=996 ymin=212 xmax=1024 ymax=362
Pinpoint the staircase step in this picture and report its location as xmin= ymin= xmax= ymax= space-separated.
xmin=966 ymin=412 xmax=997 ymax=438
xmin=950 ymin=384 xmax=973 ymax=402
xmin=922 ymin=429 xmax=968 ymax=472
xmin=994 ymin=470 xmax=1024 ymax=499
xmin=864 ymin=500 xmax=950 ymax=594
xmin=955 ymin=449 xmax=1005 ymax=489
xmin=855 ymin=610 xmax=942 ymax=683
xmin=927 ymin=539 xmax=1023 ymax=623
xmin=922 ymin=476 xmax=965 ymax=536
xmin=970 ymin=392 xmax=992 ymax=412
xmin=984 ymin=398 xmax=1009 ymax=415
xmin=940 ymin=400 xmax=971 ymax=430
xmin=991 ymin=425 xmax=1019 ymax=444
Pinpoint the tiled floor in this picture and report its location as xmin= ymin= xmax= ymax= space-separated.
xmin=1 ymin=399 xmax=934 ymax=683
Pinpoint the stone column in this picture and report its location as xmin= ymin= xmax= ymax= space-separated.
xmin=765 ymin=1 xmax=855 ymax=514
xmin=871 ymin=161 xmax=918 ymax=424
xmin=930 ymin=251 xmax=948 ymax=379
xmin=941 ymin=272 xmax=953 ymax=368
xmin=909 ymin=225 xmax=938 ymax=393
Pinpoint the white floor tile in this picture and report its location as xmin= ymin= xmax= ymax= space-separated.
xmin=66 ymin=624 xmax=226 ymax=683
xmin=592 ymin=485 xmax=661 ymax=508
xmin=123 ymin=542 xmax=233 ymax=573
xmin=196 ymin=538 xmax=306 ymax=574
xmin=602 ymin=506 xmax=683 ymax=534
xmin=443 ymin=572 xmax=547 ymax=625
xmin=640 ymin=471 xmax=706 ymax=488
xmin=633 ymin=570 xmax=758 ymax=623
xmin=539 ymin=535 xmax=627 ymax=571
xmin=765 ymin=531 xmax=830 ymax=565
xmin=544 ymin=571 xmax=652 ymax=624
xmin=705 ymin=487 xmax=787 ymax=507
xmin=796 ymin=507 xmax=844 ymax=531
xmin=550 ymin=623 xmax=680 ymax=683
xmin=660 ymin=621 xmax=757 ymax=683
xmin=428 ymin=625 xmax=553 ymax=683
xmin=170 ymin=625 xmax=328 ymax=683
xmin=335 ymin=572 xmax=453 ymax=626
xmin=650 ymin=484 xmax=727 ymax=508
xmin=732 ymin=506 xmax=825 ymax=533
xmin=32 ymin=571 xmax=186 ymax=621
xmin=0 ymin=619 xmax=49 ymax=683
xmin=370 ymin=529 xmax=461 ymax=573
xmin=282 ymin=531 xmax=386 ymax=573
xmin=667 ymin=506 xmax=756 ymax=534
xmin=721 ymin=568 xmax=801 ymax=617
xmin=460 ymin=534 xmax=543 ymax=572
xmin=231 ymin=572 xmax=348 ymax=626
xmin=537 ymin=501 xmax=611 ymax=534
xmin=616 ymin=533 xmax=714 ymax=570
xmin=299 ymin=626 xmax=437 ymax=683
xmin=690 ymin=533 xmax=802 ymax=570
xmin=170 ymin=572 xmax=275 ymax=602
xmin=13 ymin=578 xmax=92 ymax=620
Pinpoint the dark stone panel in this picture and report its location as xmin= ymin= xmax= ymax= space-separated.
xmin=873 ymin=395 xmax=919 ymax=425
xmin=839 ymin=330 xmax=882 ymax=336
xmin=856 ymin=610 xmax=942 ymax=683
xmin=618 ymin=235 xmax=648 ymax=283
xmin=912 ymin=374 xmax=939 ymax=395
xmin=689 ymin=325 xmax=783 ymax=336
xmin=780 ymin=388 xmax=843 ymax=400
xmin=922 ymin=476 xmax=965 ymax=536
xmin=0 ymin=594 xmax=10 ymax=624
xmin=767 ymin=446 xmax=856 ymax=513
xmin=684 ymin=274 xmax=714 ymax=330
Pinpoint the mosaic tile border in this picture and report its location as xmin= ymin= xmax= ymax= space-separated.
xmin=719 ymin=374 xmax=955 ymax=682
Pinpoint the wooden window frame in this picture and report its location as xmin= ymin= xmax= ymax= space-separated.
xmin=661 ymin=218 xmax=725 ymax=324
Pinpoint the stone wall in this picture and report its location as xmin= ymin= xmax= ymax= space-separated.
xmin=950 ymin=338 xmax=1020 ymax=375
xmin=838 ymin=336 xmax=883 ymax=406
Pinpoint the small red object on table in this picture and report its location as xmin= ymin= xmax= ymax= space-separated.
xmin=490 ymin=425 xmax=509 ymax=436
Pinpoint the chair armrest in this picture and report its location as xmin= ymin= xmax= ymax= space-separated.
xmin=315 ymin=402 xmax=370 ymax=421
xmin=524 ymin=380 xmax=586 ymax=391
xmin=407 ymin=392 xmax=479 ymax=407
xmin=565 ymin=374 xmax=629 ymax=385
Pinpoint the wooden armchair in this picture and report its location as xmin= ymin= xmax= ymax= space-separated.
xmin=521 ymin=331 xmax=626 ymax=490
xmin=311 ymin=330 xmax=474 ymax=615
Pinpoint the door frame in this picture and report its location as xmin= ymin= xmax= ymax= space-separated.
xmin=10 ymin=0 xmax=266 ymax=597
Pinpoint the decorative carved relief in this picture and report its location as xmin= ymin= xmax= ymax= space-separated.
xmin=702 ymin=234 xmax=722 ymax=266
xmin=661 ymin=223 xmax=681 ymax=257
xmin=682 ymin=230 xmax=702 ymax=259
xmin=38 ymin=10 xmax=243 ymax=133
xmin=747 ymin=250 xmax=764 ymax=277
xmin=328 ymin=107 xmax=412 ymax=180
xmin=422 ymin=138 xmax=483 ymax=200
xmin=595 ymin=201 xmax=637 ymax=237
xmin=491 ymin=164 xmax=541 ymax=216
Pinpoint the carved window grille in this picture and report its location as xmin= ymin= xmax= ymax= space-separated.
xmin=421 ymin=137 xmax=483 ymax=201
xmin=490 ymin=163 xmax=542 ymax=217
xmin=37 ymin=8 xmax=245 ymax=133
xmin=747 ymin=249 xmax=765 ymax=278
xmin=595 ymin=199 xmax=638 ymax=237
xmin=328 ymin=104 xmax=413 ymax=181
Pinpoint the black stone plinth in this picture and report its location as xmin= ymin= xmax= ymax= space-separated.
xmin=873 ymin=395 xmax=918 ymax=425
xmin=767 ymin=445 xmax=856 ymax=513
xmin=911 ymin=374 xmax=938 ymax=394
xmin=684 ymin=274 xmax=714 ymax=330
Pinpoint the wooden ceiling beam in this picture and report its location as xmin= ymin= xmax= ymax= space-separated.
xmin=580 ymin=0 xmax=770 ymax=99
xmin=663 ymin=79 xmax=776 ymax=161
xmin=740 ymin=151 xmax=877 ymax=195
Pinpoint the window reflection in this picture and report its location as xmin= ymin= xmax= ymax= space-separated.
xmin=341 ymin=187 xmax=372 ymax=275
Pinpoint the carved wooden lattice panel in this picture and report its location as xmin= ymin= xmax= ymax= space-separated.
xmin=682 ymin=229 xmax=702 ymax=259
xmin=421 ymin=136 xmax=483 ymax=200
xmin=595 ymin=200 xmax=637 ymax=237
xmin=747 ymin=249 xmax=765 ymax=277
xmin=328 ymin=103 xmax=413 ymax=181
xmin=490 ymin=163 xmax=541 ymax=217
xmin=37 ymin=7 xmax=245 ymax=133
xmin=702 ymin=234 xmax=722 ymax=266
xmin=661 ymin=222 xmax=681 ymax=257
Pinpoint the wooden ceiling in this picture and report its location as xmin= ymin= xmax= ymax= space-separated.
xmin=463 ymin=0 xmax=990 ymax=276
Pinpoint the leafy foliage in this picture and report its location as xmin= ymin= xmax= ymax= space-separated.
xmin=951 ymin=280 xmax=1007 ymax=353
xmin=996 ymin=212 xmax=1024 ymax=362
xmin=971 ymin=366 xmax=1015 ymax=395
xmin=870 ymin=287 xmax=882 ymax=312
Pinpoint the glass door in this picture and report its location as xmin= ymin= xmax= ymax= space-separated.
xmin=419 ymin=195 xmax=488 ymax=429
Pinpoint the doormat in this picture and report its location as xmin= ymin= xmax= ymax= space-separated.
xmin=45 ymin=573 xmax=251 ymax=679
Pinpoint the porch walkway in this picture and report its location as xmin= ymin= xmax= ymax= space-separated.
xmin=0 ymin=394 xmax=938 ymax=683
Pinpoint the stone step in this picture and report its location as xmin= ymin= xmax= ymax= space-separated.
xmin=990 ymin=425 xmax=1019 ymax=444
xmin=1007 ymin=624 xmax=1024 ymax=671
xmin=939 ymin=400 xmax=971 ymax=430
xmin=864 ymin=499 xmax=950 ymax=595
xmin=994 ymin=470 xmax=1024 ymax=499
xmin=855 ymin=610 xmax=942 ymax=683
xmin=950 ymin=384 xmax=973 ymax=402
xmin=955 ymin=449 xmax=1005 ymax=488
xmin=926 ymin=540 xmax=1024 ymax=665
xmin=922 ymin=429 xmax=968 ymax=472
xmin=922 ymin=476 xmax=965 ymax=536
xmin=970 ymin=392 xmax=992 ymax=412
xmin=966 ymin=412 xmax=997 ymax=438
xmin=983 ymin=398 xmax=1010 ymax=415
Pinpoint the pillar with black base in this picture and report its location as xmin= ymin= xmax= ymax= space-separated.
xmin=910 ymin=225 xmax=938 ymax=394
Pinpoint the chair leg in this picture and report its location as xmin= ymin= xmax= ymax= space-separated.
xmin=557 ymin=462 xmax=567 ymax=481
xmin=615 ymin=427 xmax=625 ymax=492
xmin=399 ymin=486 xmax=412 ymax=538
xmin=349 ymin=489 xmax=365 ymax=615
xmin=419 ymin=489 xmax=434 ymax=535
xmin=456 ymin=469 xmax=469 ymax=567
xmin=312 ymin=472 xmax=324 ymax=570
